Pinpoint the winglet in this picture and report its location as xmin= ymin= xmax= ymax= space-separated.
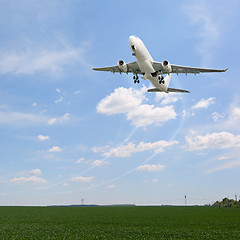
xmin=224 ymin=68 xmax=228 ymax=72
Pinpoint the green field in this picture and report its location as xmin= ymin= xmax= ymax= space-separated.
xmin=0 ymin=206 xmax=239 ymax=239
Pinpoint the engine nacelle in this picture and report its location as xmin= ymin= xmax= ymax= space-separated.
xmin=162 ymin=60 xmax=172 ymax=73
xmin=117 ymin=60 xmax=128 ymax=72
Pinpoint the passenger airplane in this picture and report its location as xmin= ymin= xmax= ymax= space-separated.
xmin=93 ymin=35 xmax=228 ymax=93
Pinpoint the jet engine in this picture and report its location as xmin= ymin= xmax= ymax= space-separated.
xmin=162 ymin=60 xmax=172 ymax=73
xmin=117 ymin=60 xmax=128 ymax=72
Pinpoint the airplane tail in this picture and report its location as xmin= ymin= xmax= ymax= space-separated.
xmin=164 ymin=73 xmax=171 ymax=89
xmin=148 ymin=87 xmax=190 ymax=93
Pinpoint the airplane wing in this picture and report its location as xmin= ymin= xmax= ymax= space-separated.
xmin=152 ymin=61 xmax=228 ymax=75
xmin=148 ymin=88 xmax=190 ymax=93
xmin=92 ymin=61 xmax=142 ymax=74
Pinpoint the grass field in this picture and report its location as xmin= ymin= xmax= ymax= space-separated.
xmin=0 ymin=206 xmax=239 ymax=239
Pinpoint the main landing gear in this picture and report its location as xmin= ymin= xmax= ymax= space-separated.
xmin=133 ymin=75 xmax=140 ymax=84
xmin=158 ymin=75 xmax=165 ymax=84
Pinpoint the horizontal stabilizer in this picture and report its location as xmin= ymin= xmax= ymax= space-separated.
xmin=148 ymin=87 xmax=190 ymax=93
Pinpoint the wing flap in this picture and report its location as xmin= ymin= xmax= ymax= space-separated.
xmin=171 ymin=64 xmax=228 ymax=74
xmin=152 ymin=61 xmax=228 ymax=75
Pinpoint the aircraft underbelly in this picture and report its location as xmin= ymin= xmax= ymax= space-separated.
xmin=138 ymin=59 xmax=155 ymax=75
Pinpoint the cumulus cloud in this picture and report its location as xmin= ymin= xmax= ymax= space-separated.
xmin=225 ymin=106 xmax=240 ymax=127
xmin=70 ymin=176 xmax=94 ymax=182
xmin=48 ymin=146 xmax=62 ymax=152
xmin=48 ymin=113 xmax=70 ymax=125
xmin=97 ymin=86 xmax=177 ymax=127
xmin=97 ymin=87 xmax=146 ymax=115
xmin=155 ymin=92 xmax=181 ymax=105
xmin=55 ymin=96 xmax=63 ymax=104
xmin=48 ymin=118 xmax=57 ymax=125
xmin=127 ymin=104 xmax=176 ymax=127
xmin=137 ymin=164 xmax=166 ymax=172
xmin=10 ymin=169 xmax=47 ymax=184
xmin=10 ymin=176 xmax=47 ymax=184
xmin=185 ymin=132 xmax=240 ymax=151
xmin=95 ymin=140 xmax=178 ymax=158
xmin=192 ymin=97 xmax=215 ymax=109
xmin=29 ymin=169 xmax=41 ymax=176
xmin=92 ymin=160 xmax=110 ymax=166
xmin=76 ymin=158 xmax=85 ymax=164
xmin=37 ymin=134 xmax=49 ymax=141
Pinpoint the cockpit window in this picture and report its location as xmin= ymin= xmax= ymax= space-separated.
xmin=131 ymin=45 xmax=135 ymax=50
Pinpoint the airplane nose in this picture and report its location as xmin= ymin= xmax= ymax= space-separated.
xmin=128 ymin=36 xmax=133 ymax=44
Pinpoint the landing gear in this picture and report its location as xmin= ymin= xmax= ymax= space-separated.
xmin=159 ymin=79 xmax=165 ymax=84
xmin=158 ymin=75 xmax=165 ymax=84
xmin=133 ymin=75 xmax=140 ymax=84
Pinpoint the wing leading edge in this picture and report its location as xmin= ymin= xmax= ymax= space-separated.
xmin=92 ymin=61 xmax=141 ymax=74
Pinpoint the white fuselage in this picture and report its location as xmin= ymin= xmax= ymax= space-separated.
xmin=128 ymin=35 xmax=168 ymax=92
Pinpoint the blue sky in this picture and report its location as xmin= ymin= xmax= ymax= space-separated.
xmin=0 ymin=0 xmax=240 ymax=206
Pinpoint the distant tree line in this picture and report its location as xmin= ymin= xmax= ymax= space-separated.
xmin=212 ymin=197 xmax=240 ymax=208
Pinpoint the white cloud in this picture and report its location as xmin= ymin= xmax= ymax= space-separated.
xmin=0 ymin=45 xmax=87 ymax=76
xmin=212 ymin=112 xmax=224 ymax=122
xmin=97 ymin=87 xmax=146 ymax=115
xmin=217 ymin=156 xmax=230 ymax=161
xmin=76 ymin=158 xmax=85 ymax=164
xmin=55 ymin=96 xmax=63 ymax=104
xmin=70 ymin=176 xmax=94 ymax=182
xmin=56 ymin=88 xmax=61 ymax=93
xmin=48 ymin=118 xmax=57 ymax=125
xmin=92 ymin=145 xmax=110 ymax=153
xmin=29 ymin=169 xmax=41 ymax=176
xmin=62 ymin=183 xmax=68 ymax=187
xmin=32 ymin=102 xmax=37 ymax=107
xmin=155 ymin=93 xmax=181 ymax=105
xmin=186 ymin=132 xmax=240 ymax=151
xmin=127 ymin=104 xmax=176 ymax=127
xmin=153 ymin=179 xmax=158 ymax=183
xmin=62 ymin=113 xmax=70 ymax=121
xmin=192 ymin=97 xmax=215 ymax=109
xmin=10 ymin=169 xmax=47 ymax=184
xmin=92 ymin=160 xmax=110 ymax=166
xmin=0 ymin=111 xmax=48 ymax=126
xmin=95 ymin=140 xmax=178 ymax=158
xmin=184 ymin=1 xmax=220 ymax=65
xmin=225 ymin=106 xmax=240 ymax=127
xmin=48 ymin=113 xmax=70 ymax=125
xmin=107 ymin=184 xmax=115 ymax=189
xmin=206 ymin=159 xmax=240 ymax=173
xmin=48 ymin=146 xmax=62 ymax=152
xmin=97 ymin=86 xmax=177 ymax=127
xmin=10 ymin=176 xmax=47 ymax=184
xmin=74 ymin=90 xmax=81 ymax=95
xmin=37 ymin=134 xmax=50 ymax=141
xmin=137 ymin=164 xmax=166 ymax=172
